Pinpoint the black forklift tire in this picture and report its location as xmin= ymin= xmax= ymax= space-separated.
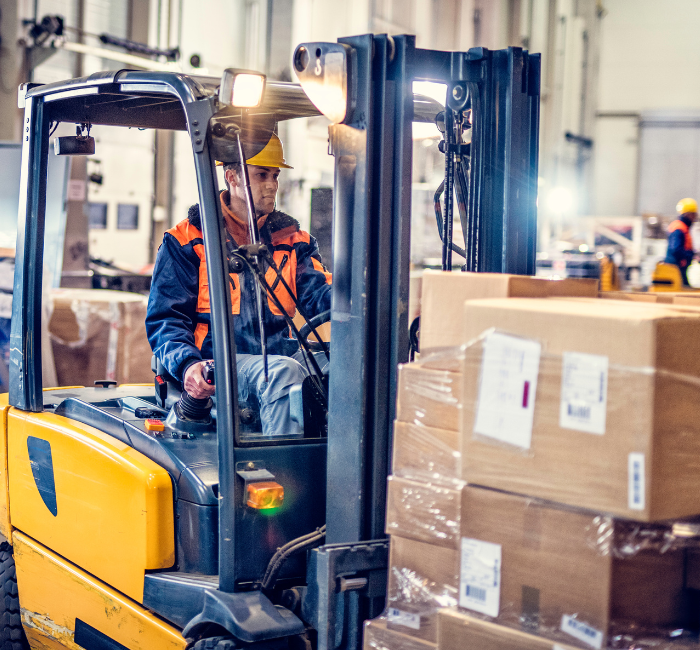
xmin=192 ymin=637 xmax=237 ymax=650
xmin=0 ymin=542 xmax=28 ymax=650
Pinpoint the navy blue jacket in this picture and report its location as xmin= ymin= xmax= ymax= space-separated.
xmin=146 ymin=204 xmax=332 ymax=382
xmin=665 ymin=217 xmax=694 ymax=269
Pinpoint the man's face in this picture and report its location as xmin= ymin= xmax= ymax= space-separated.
xmin=230 ymin=165 xmax=280 ymax=217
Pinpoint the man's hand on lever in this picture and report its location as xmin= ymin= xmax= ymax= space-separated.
xmin=183 ymin=360 xmax=216 ymax=399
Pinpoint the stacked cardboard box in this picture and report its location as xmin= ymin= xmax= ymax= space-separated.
xmin=420 ymin=271 xmax=598 ymax=352
xmin=365 ymin=273 xmax=700 ymax=650
xmin=49 ymin=288 xmax=153 ymax=387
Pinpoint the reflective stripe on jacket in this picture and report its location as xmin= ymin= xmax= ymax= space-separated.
xmin=146 ymin=201 xmax=332 ymax=382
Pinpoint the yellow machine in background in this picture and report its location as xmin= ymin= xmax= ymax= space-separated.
xmin=650 ymin=261 xmax=700 ymax=292
xmin=598 ymin=254 xmax=620 ymax=292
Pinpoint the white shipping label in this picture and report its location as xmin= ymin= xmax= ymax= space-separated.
xmin=459 ymin=537 xmax=501 ymax=617
xmin=386 ymin=608 xmax=420 ymax=630
xmin=628 ymin=452 xmax=646 ymax=511
xmin=560 ymin=615 xmax=603 ymax=649
xmin=559 ymin=352 xmax=609 ymax=435
xmin=473 ymin=332 xmax=541 ymax=449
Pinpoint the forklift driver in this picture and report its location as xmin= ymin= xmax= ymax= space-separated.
xmin=146 ymin=133 xmax=332 ymax=436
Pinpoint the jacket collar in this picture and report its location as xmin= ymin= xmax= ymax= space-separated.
xmin=187 ymin=195 xmax=301 ymax=245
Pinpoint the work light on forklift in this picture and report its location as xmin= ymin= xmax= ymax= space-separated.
xmin=293 ymin=43 xmax=353 ymax=124
xmin=219 ymin=69 xmax=266 ymax=108
xmin=247 ymin=481 xmax=284 ymax=510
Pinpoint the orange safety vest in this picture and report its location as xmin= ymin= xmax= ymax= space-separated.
xmin=165 ymin=216 xmax=332 ymax=352
xmin=668 ymin=219 xmax=693 ymax=251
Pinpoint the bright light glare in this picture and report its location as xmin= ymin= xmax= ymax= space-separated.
xmin=232 ymin=74 xmax=265 ymax=108
xmin=579 ymin=244 xmax=589 ymax=252
xmin=546 ymin=187 xmax=574 ymax=214
xmin=301 ymin=52 xmax=347 ymax=124
xmin=412 ymin=81 xmax=447 ymax=105
xmin=310 ymin=84 xmax=346 ymax=124
xmin=413 ymin=122 xmax=440 ymax=140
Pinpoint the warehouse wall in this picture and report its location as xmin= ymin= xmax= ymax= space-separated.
xmin=593 ymin=0 xmax=700 ymax=217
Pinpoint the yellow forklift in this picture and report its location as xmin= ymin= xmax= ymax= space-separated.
xmin=2 ymin=34 xmax=540 ymax=650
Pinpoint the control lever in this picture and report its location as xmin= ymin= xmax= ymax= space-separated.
xmin=202 ymin=360 xmax=215 ymax=385
xmin=174 ymin=360 xmax=215 ymax=422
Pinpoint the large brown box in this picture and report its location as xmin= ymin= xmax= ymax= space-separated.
xmin=386 ymin=535 xmax=459 ymax=642
xmin=396 ymin=364 xmax=462 ymax=432
xmin=392 ymin=421 xmax=460 ymax=483
xmin=459 ymin=485 xmax=687 ymax=649
xmin=50 ymin=289 xmax=152 ymax=387
xmin=686 ymin=548 xmax=700 ymax=590
xmin=420 ymin=271 xmax=598 ymax=351
xmin=386 ymin=476 xmax=462 ymax=548
xmin=437 ymin=610 xmax=579 ymax=650
xmin=461 ymin=297 xmax=700 ymax=520
xmin=364 ymin=617 xmax=436 ymax=650
xmin=598 ymin=290 xmax=661 ymax=302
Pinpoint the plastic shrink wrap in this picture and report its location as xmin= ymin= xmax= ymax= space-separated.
xmin=49 ymin=288 xmax=153 ymax=387
xmin=459 ymin=298 xmax=700 ymax=521
xmin=376 ymin=327 xmax=700 ymax=649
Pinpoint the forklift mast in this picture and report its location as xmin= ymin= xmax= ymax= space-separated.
xmin=299 ymin=35 xmax=540 ymax=650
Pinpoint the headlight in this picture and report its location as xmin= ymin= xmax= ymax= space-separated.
xmin=219 ymin=69 xmax=266 ymax=108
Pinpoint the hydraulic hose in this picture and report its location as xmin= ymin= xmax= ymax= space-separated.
xmin=260 ymin=525 xmax=326 ymax=590
xmin=433 ymin=181 xmax=466 ymax=259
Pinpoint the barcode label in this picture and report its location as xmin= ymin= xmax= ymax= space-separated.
xmin=474 ymin=332 xmax=541 ymax=449
xmin=386 ymin=608 xmax=420 ymax=630
xmin=561 ymin=615 xmax=603 ymax=649
xmin=464 ymin=585 xmax=487 ymax=601
xmin=559 ymin=352 xmax=608 ymax=435
xmin=567 ymin=404 xmax=590 ymax=419
xmin=459 ymin=537 xmax=501 ymax=617
xmin=628 ymin=452 xmax=645 ymax=511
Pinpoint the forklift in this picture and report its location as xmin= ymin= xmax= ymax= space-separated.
xmin=3 ymin=34 xmax=540 ymax=650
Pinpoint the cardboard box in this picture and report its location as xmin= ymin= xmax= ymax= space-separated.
xmin=461 ymin=297 xmax=700 ymax=520
xmin=392 ymin=421 xmax=460 ymax=483
xmin=396 ymin=364 xmax=462 ymax=432
xmin=598 ymin=291 xmax=661 ymax=302
xmin=459 ymin=485 xmax=687 ymax=648
xmin=687 ymin=548 xmax=700 ymax=590
xmin=674 ymin=294 xmax=700 ymax=306
xmin=364 ymin=617 xmax=436 ymax=650
xmin=420 ymin=271 xmax=598 ymax=351
xmin=387 ymin=536 xmax=460 ymax=642
xmin=386 ymin=476 xmax=462 ymax=548
xmin=437 ymin=610 xmax=580 ymax=650
xmin=49 ymin=289 xmax=153 ymax=387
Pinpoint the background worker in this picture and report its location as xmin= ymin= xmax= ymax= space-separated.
xmin=665 ymin=197 xmax=698 ymax=286
xmin=146 ymin=132 xmax=332 ymax=436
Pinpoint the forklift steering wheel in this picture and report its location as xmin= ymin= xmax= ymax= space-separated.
xmin=298 ymin=310 xmax=331 ymax=353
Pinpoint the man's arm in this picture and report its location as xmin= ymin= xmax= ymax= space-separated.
xmin=146 ymin=233 xmax=203 ymax=382
xmin=294 ymin=234 xmax=332 ymax=317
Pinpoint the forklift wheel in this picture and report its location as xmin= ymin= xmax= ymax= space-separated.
xmin=192 ymin=637 xmax=236 ymax=650
xmin=0 ymin=542 xmax=28 ymax=650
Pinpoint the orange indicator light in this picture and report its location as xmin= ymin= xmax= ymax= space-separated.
xmin=247 ymin=482 xmax=284 ymax=510
xmin=144 ymin=419 xmax=165 ymax=432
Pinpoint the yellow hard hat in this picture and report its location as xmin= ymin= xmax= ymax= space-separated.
xmin=677 ymin=197 xmax=698 ymax=215
xmin=215 ymin=133 xmax=293 ymax=169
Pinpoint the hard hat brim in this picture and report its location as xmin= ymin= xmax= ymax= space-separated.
xmin=215 ymin=160 xmax=293 ymax=169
